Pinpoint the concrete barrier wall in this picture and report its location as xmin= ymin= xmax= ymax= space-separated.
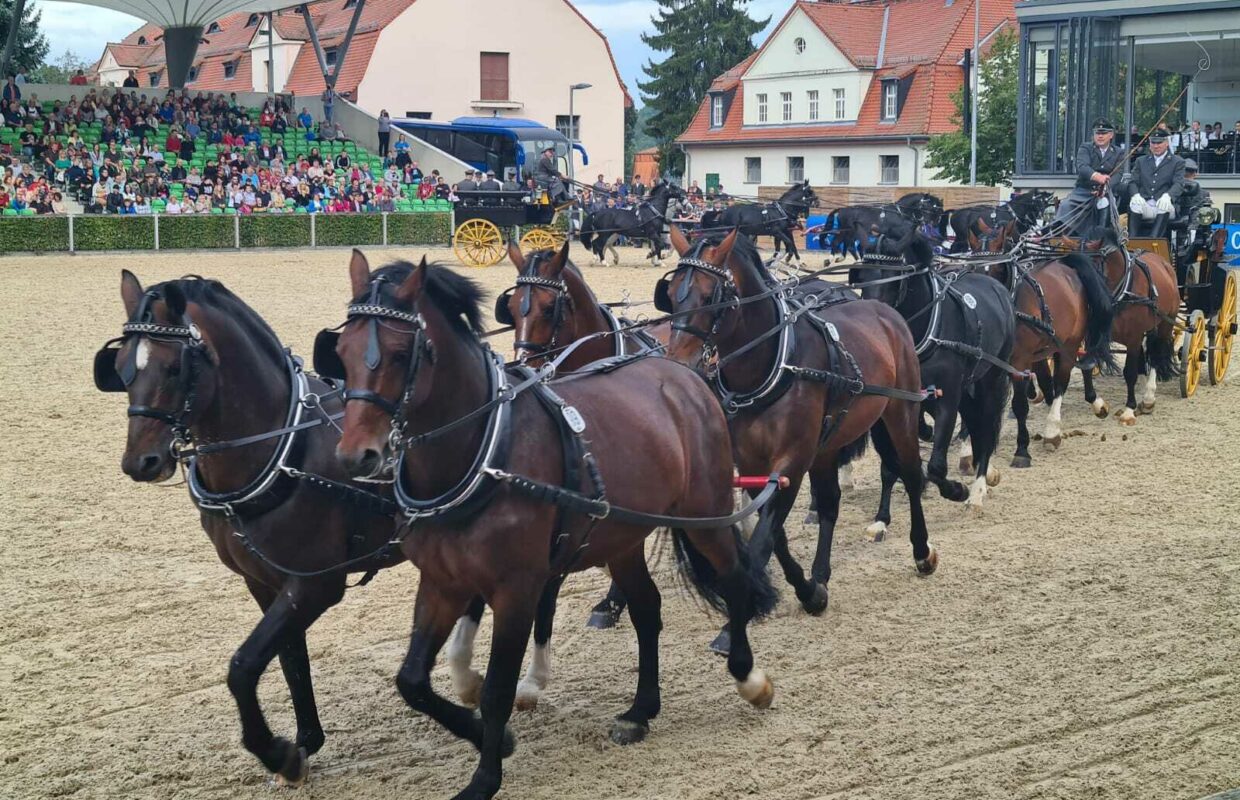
xmin=334 ymin=98 xmax=473 ymax=179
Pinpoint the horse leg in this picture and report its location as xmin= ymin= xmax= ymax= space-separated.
xmin=1081 ymin=361 xmax=1108 ymax=418
xmin=1139 ymin=338 xmax=1159 ymax=414
xmin=873 ymin=415 xmax=939 ymax=574
xmin=454 ymin=580 xmax=540 ymax=800
xmin=445 ymin=596 xmax=486 ymax=706
xmin=1010 ymin=376 xmax=1033 ymax=468
xmin=924 ymin=393 xmax=968 ymax=502
xmin=277 ymin=632 xmax=324 ymax=757
xmin=863 ymin=458 xmax=897 ymax=542
xmin=1117 ymin=344 xmax=1141 ymax=426
xmin=807 ymin=464 xmax=841 ymax=603
xmin=605 ymin=547 xmax=663 ymax=745
xmin=607 ymin=235 xmax=620 ymax=266
xmin=962 ymin=371 xmax=1008 ymax=510
xmin=228 ymin=578 xmax=340 ymax=785
xmin=586 ymin=580 xmax=628 ymax=630
xmin=957 ymin=418 xmax=973 ymax=474
xmin=395 ymin=577 xmax=499 ymax=756
xmin=515 ymin=575 xmax=566 ymax=711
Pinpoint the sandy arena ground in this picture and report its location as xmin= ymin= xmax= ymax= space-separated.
xmin=1 ymin=243 xmax=1238 ymax=800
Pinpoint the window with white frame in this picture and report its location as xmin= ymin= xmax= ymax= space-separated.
xmin=832 ymin=156 xmax=850 ymax=184
xmin=711 ymin=95 xmax=723 ymax=127
xmin=745 ymin=157 xmax=762 ymax=184
xmin=555 ymin=115 xmax=581 ymax=140
xmin=880 ymin=155 xmax=900 ymax=184
xmin=781 ymin=92 xmax=792 ymax=122
xmin=223 ymin=59 xmax=239 ymax=80
xmin=757 ymin=93 xmax=767 ymax=123
xmin=882 ymin=81 xmax=898 ymax=120
xmin=787 ymin=156 xmax=804 ymax=184
xmin=833 ymin=88 xmax=846 ymax=120
xmin=807 ymin=90 xmax=819 ymax=122
xmin=794 ymin=37 xmax=806 ymax=54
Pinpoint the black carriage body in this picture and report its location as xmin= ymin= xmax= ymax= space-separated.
xmin=453 ymin=190 xmax=556 ymax=229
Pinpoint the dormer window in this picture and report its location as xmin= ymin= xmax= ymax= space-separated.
xmin=344 ymin=0 xmax=358 ymax=7
xmin=711 ymin=95 xmax=723 ymax=128
xmin=246 ymin=13 xmax=260 ymax=27
xmin=324 ymin=47 xmax=339 ymax=67
xmin=882 ymin=81 xmax=898 ymax=121
xmin=794 ymin=37 xmax=806 ymax=54
xmin=206 ymin=22 xmax=221 ymax=34
xmin=223 ymin=59 xmax=239 ymax=79
xmin=187 ymin=65 xmax=200 ymax=83
xmin=137 ymin=35 xmax=147 ymax=45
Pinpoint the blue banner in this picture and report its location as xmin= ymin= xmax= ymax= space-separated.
xmin=1223 ymin=224 xmax=1240 ymax=257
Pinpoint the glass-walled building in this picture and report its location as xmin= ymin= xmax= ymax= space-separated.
xmin=1015 ymin=0 xmax=1240 ymax=218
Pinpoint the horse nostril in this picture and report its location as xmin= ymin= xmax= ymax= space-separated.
xmin=140 ymin=454 xmax=162 ymax=476
xmin=354 ymin=448 xmax=382 ymax=478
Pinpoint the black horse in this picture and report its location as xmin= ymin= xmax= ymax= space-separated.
xmin=708 ymin=180 xmax=818 ymax=263
xmin=850 ymin=223 xmax=1016 ymax=533
xmin=824 ymin=192 xmax=944 ymax=262
xmin=579 ymin=179 xmax=685 ymax=266
xmin=946 ymin=190 xmax=1057 ymax=253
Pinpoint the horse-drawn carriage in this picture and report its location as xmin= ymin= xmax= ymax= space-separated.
xmin=451 ymin=189 xmax=567 ymax=268
xmin=1127 ymin=206 xmax=1236 ymax=397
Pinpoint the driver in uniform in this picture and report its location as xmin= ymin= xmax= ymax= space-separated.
xmin=1126 ymin=130 xmax=1186 ymax=240
xmin=1054 ymin=118 xmax=1127 ymax=236
xmin=533 ymin=146 xmax=572 ymax=205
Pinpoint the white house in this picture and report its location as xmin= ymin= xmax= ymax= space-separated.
xmin=677 ymin=0 xmax=1015 ymax=202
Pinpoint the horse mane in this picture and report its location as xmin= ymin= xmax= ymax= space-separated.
xmin=151 ymin=276 xmax=286 ymax=364
xmin=1086 ymin=225 xmax=1122 ymax=249
xmin=357 ymin=261 xmax=485 ymax=336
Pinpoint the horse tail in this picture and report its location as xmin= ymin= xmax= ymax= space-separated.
xmin=1144 ymin=328 xmax=1178 ymax=380
xmin=1061 ymin=252 xmax=1119 ymax=372
xmin=579 ymin=213 xmax=595 ymax=249
xmin=837 ymin=432 xmax=869 ymax=466
xmin=672 ymin=526 xmax=779 ymax=621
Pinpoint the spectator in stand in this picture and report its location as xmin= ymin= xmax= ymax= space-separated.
xmin=321 ymin=87 xmax=334 ymax=124
xmin=417 ymin=176 xmax=434 ymax=200
xmin=297 ymin=107 xmax=313 ymax=130
xmin=70 ymin=69 xmax=88 ymax=86
xmin=166 ymin=196 xmax=183 ymax=214
xmin=194 ymin=193 xmax=212 ymax=214
xmin=120 ymin=196 xmax=137 ymax=214
xmin=272 ymin=110 xmax=288 ymax=134
xmin=123 ymin=71 xmax=139 ymax=88
xmin=435 ymin=176 xmax=451 ymax=199
xmin=334 ymin=148 xmax=351 ymax=171
xmin=393 ymin=140 xmax=411 ymax=170
xmin=51 ymin=191 xmax=67 ymax=215
xmin=3 ymin=76 xmax=21 ymax=104
xmin=134 ymin=195 xmax=152 ymax=214
xmin=377 ymin=109 xmax=391 ymax=160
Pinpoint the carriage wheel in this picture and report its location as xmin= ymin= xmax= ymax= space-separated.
xmin=520 ymin=226 xmax=565 ymax=254
xmin=453 ymin=219 xmax=505 ymax=268
xmin=1179 ymin=310 xmax=1207 ymax=398
xmin=1209 ymin=270 xmax=1237 ymax=385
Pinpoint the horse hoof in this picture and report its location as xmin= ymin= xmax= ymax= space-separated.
xmin=1118 ymin=409 xmax=1137 ymax=426
xmin=1031 ymin=390 xmax=1045 ymax=405
xmin=865 ymin=520 xmax=887 ymax=543
xmin=274 ymin=744 xmax=308 ymax=789
xmin=915 ymin=544 xmax=939 ymax=576
xmin=986 ymin=466 xmax=1001 ymax=487
xmin=609 ymin=718 xmax=650 ymax=746
xmin=802 ymin=511 xmax=819 ymax=526
xmin=514 ymin=682 xmax=542 ymax=712
xmin=737 ymin=670 xmax=774 ymax=710
xmin=800 ymin=582 xmax=829 ymax=615
xmin=297 ymin=728 xmax=325 ymax=757
xmin=1138 ymin=401 xmax=1155 ymax=415
xmin=1042 ymin=435 xmax=1062 ymax=452
xmin=454 ymin=669 xmax=484 ymax=708
xmin=1011 ymin=455 xmax=1032 ymax=469
xmin=958 ymin=455 xmax=974 ymax=474
xmin=1093 ymin=400 xmax=1109 ymax=419
xmin=586 ymin=604 xmax=623 ymax=630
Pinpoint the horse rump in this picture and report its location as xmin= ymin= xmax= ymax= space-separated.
xmin=1060 ymin=252 xmax=1120 ymax=373
xmin=671 ymin=526 xmax=779 ymax=621
xmin=1144 ymin=328 xmax=1178 ymax=380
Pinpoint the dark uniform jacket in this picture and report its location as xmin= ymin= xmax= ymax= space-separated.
xmin=457 ymin=179 xmax=478 ymax=192
xmin=1073 ymin=142 xmax=1127 ymax=190
xmin=1131 ymin=152 xmax=1186 ymax=204
xmin=478 ymin=178 xmax=502 ymax=191
xmin=533 ymin=155 xmax=561 ymax=184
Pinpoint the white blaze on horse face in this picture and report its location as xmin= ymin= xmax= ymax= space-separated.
xmin=1044 ymin=396 xmax=1064 ymax=440
xmin=135 ymin=338 xmax=151 ymax=370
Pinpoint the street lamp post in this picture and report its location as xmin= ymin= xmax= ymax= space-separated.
xmin=970 ymin=0 xmax=980 ymax=186
xmin=568 ymin=82 xmax=592 ymax=184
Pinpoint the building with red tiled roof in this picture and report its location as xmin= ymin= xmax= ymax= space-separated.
xmin=677 ymin=0 xmax=1014 ymax=194
xmin=94 ymin=0 xmax=632 ymax=177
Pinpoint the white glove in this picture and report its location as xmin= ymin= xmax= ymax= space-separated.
xmin=1156 ymin=193 xmax=1174 ymax=214
xmin=1129 ymin=193 xmax=1146 ymax=215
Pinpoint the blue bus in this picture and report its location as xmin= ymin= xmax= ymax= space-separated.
xmin=392 ymin=117 xmax=588 ymax=181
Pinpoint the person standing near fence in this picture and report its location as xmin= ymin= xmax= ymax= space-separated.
xmin=377 ymin=110 xmax=391 ymax=161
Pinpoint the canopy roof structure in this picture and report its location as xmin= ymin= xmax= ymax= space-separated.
xmin=23 ymin=0 xmax=335 ymax=89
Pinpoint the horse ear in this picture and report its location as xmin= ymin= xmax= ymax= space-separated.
xmin=709 ymin=228 xmax=739 ymax=269
xmin=120 ymin=269 xmax=143 ymax=317
xmin=669 ymin=223 xmax=691 ymax=256
xmin=163 ymin=283 xmax=187 ymax=318
xmin=546 ymin=239 xmax=570 ymax=276
xmin=349 ymin=248 xmax=371 ymax=298
xmin=396 ymin=257 xmax=427 ymax=304
xmin=508 ymin=241 xmax=526 ymax=272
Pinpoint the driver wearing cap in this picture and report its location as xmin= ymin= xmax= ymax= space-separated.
xmin=533 ymin=146 xmax=572 ymax=205
xmin=1053 ymin=118 xmax=1127 ymax=235
xmin=1127 ymin=129 xmax=1185 ymax=239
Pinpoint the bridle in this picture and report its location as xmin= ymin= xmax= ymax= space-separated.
xmin=495 ymin=260 xmax=570 ymax=358
xmin=658 ymin=256 xmax=737 ymax=345
xmin=93 ymin=288 xmax=207 ymax=454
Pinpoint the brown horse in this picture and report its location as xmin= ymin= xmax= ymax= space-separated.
xmin=328 ymin=251 xmax=777 ymax=800
xmin=1077 ymin=227 xmax=1180 ymax=423
xmin=661 ymin=225 xmax=941 ymax=652
xmin=960 ymin=221 xmax=1118 ymax=467
xmin=94 ymin=273 xmax=400 ymax=786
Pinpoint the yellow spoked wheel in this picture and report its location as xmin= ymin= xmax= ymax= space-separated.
xmin=520 ymin=227 xmax=565 ymax=254
xmin=1209 ymin=269 xmax=1237 ymax=385
xmin=1179 ymin=310 xmax=1207 ymax=398
xmin=453 ymin=219 xmax=505 ymax=267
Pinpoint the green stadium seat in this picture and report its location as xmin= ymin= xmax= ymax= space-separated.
xmin=224 ymin=207 xmax=236 ymax=215
xmin=211 ymin=208 xmax=223 ymax=215
xmin=2 ymin=209 xmax=17 ymax=216
xmin=19 ymin=208 xmax=35 ymax=216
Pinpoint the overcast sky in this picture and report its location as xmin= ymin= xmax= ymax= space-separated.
xmin=30 ymin=0 xmax=788 ymax=105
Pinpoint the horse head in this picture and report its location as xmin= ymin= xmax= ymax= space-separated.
xmin=499 ymin=240 xmax=576 ymax=364
xmin=662 ymin=224 xmax=744 ymax=366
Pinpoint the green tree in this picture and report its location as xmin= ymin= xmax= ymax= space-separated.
xmin=623 ymin=104 xmax=638 ymax=176
xmin=30 ymin=49 xmax=90 ymax=84
xmin=638 ymin=0 xmax=768 ymax=176
xmin=925 ymin=29 xmax=1018 ymax=186
xmin=0 ymin=0 xmax=50 ymax=76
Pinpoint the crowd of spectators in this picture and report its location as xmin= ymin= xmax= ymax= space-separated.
xmin=1121 ymin=119 xmax=1240 ymax=173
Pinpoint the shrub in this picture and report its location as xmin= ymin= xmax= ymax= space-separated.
xmin=0 ymin=216 xmax=70 ymax=252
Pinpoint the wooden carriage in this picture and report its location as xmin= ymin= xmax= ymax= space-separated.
xmin=451 ymin=190 xmax=567 ymax=267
